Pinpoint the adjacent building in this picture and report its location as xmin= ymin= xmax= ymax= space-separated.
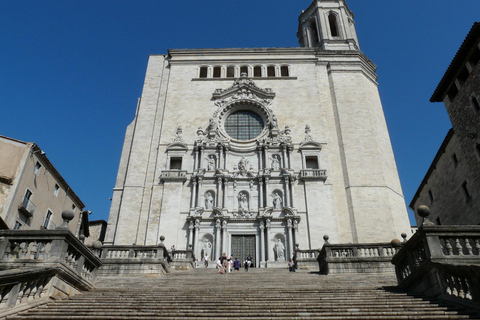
xmin=410 ymin=22 xmax=480 ymax=225
xmin=0 ymin=135 xmax=86 ymax=235
xmin=105 ymin=0 xmax=412 ymax=267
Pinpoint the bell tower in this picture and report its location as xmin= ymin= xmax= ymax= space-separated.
xmin=297 ymin=0 xmax=359 ymax=50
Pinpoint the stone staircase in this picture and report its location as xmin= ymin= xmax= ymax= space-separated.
xmin=5 ymin=269 xmax=480 ymax=319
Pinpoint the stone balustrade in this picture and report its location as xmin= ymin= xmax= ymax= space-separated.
xmin=159 ymin=170 xmax=188 ymax=182
xmin=391 ymin=224 xmax=480 ymax=306
xmin=293 ymin=249 xmax=320 ymax=271
xmin=0 ymin=229 xmax=102 ymax=284
xmin=96 ymin=237 xmax=174 ymax=276
xmin=318 ymin=237 xmax=398 ymax=274
xmin=299 ymin=169 xmax=327 ymax=181
xmin=0 ymin=226 xmax=102 ymax=316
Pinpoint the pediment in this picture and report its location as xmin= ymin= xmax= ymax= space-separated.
xmin=212 ymin=76 xmax=276 ymax=102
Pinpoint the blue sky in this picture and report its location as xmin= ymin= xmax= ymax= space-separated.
xmin=1 ymin=1 xmax=479 ymax=226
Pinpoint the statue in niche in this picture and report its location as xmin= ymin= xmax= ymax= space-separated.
xmin=202 ymin=239 xmax=212 ymax=260
xmin=205 ymin=154 xmax=216 ymax=171
xmin=205 ymin=192 xmax=214 ymax=210
xmin=238 ymin=157 xmax=248 ymax=173
xmin=270 ymin=154 xmax=280 ymax=170
xmin=209 ymin=118 xmax=218 ymax=131
xmin=272 ymin=192 xmax=283 ymax=209
xmin=274 ymin=239 xmax=285 ymax=261
xmin=238 ymin=192 xmax=249 ymax=211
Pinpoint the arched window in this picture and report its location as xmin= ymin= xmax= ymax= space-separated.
xmin=226 ymin=66 xmax=235 ymax=78
xmin=240 ymin=66 xmax=248 ymax=76
xmin=328 ymin=13 xmax=339 ymax=37
xmin=254 ymin=66 xmax=262 ymax=77
xmin=267 ymin=66 xmax=275 ymax=77
xmin=280 ymin=66 xmax=289 ymax=77
xmin=199 ymin=66 xmax=208 ymax=78
xmin=224 ymin=110 xmax=264 ymax=140
xmin=309 ymin=20 xmax=319 ymax=46
xmin=213 ymin=66 xmax=221 ymax=78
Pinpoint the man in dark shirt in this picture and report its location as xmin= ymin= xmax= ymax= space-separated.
xmin=233 ymin=258 xmax=240 ymax=272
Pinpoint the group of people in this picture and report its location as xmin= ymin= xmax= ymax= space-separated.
xmin=214 ymin=253 xmax=253 ymax=274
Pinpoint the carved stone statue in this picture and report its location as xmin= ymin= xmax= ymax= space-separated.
xmin=270 ymin=154 xmax=280 ymax=170
xmin=273 ymin=192 xmax=283 ymax=209
xmin=238 ymin=192 xmax=249 ymax=211
xmin=206 ymin=154 xmax=216 ymax=170
xmin=238 ymin=157 xmax=248 ymax=173
xmin=205 ymin=192 xmax=214 ymax=210
xmin=274 ymin=238 xmax=285 ymax=261
xmin=202 ymin=239 xmax=212 ymax=260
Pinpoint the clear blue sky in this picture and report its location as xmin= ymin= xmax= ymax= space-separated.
xmin=1 ymin=1 xmax=479 ymax=226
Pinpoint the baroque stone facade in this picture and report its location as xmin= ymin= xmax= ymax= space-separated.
xmin=411 ymin=22 xmax=480 ymax=225
xmin=105 ymin=0 xmax=411 ymax=266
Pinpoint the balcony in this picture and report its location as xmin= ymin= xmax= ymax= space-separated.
xmin=299 ymin=169 xmax=327 ymax=181
xmin=18 ymin=197 xmax=36 ymax=217
xmin=159 ymin=170 xmax=188 ymax=182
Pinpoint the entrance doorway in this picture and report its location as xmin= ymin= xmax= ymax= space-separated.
xmin=231 ymin=235 xmax=256 ymax=267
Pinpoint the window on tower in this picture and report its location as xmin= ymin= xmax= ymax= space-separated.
xmin=254 ymin=66 xmax=262 ymax=77
xmin=199 ymin=66 xmax=208 ymax=78
xmin=329 ymin=13 xmax=339 ymax=37
xmin=226 ymin=66 xmax=235 ymax=78
xmin=267 ymin=66 xmax=275 ymax=77
xmin=309 ymin=20 xmax=319 ymax=46
xmin=213 ymin=66 xmax=221 ymax=78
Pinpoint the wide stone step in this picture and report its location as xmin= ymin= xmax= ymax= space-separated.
xmin=6 ymin=270 xmax=479 ymax=320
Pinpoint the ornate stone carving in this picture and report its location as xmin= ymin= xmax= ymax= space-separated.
xmin=272 ymin=192 xmax=283 ymax=209
xmin=205 ymin=154 xmax=216 ymax=170
xmin=270 ymin=154 xmax=281 ymax=170
xmin=192 ymin=208 xmax=204 ymax=217
xmin=173 ymin=126 xmax=185 ymax=143
xmin=204 ymin=192 xmax=214 ymax=210
xmin=274 ymin=238 xmax=285 ymax=261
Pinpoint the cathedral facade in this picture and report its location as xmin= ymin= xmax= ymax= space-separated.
xmin=104 ymin=0 xmax=411 ymax=267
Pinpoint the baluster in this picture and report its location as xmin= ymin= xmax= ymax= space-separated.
xmin=457 ymin=276 xmax=465 ymax=298
xmin=445 ymin=276 xmax=453 ymax=295
xmin=455 ymin=239 xmax=464 ymax=255
xmin=465 ymin=239 xmax=473 ymax=255
xmin=464 ymin=278 xmax=473 ymax=300
xmin=445 ymin=239 xmax=453 ymax=255
xmin=475 ymin=239 xmax=480 ymax=255
xmin=373 ymin=248 xmax=379 ymax=257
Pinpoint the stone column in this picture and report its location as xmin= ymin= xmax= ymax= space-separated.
xmin=284 ymin=176 xmax=291 ymax=207
xmin=224 ymin=148 xmax=229 ymax=169
xmin=288 ymin=146 xmax=293 ymax=169
xmin=217 ymin=177 xmax=222 ymax=208
xmin=258 ymin=146 xmax=263 ymax=170
xmin=266 ymin=219 xmax=272 ymax=262
xmin=222 ymin=220 xmax=228 ymax=255
xmin=194 ymin=147 xmax=199 ymax=170
xmin=194 ymin=219 xmax=200 ymax=259
xmin=188 ymin=221 xmax=194 ymax=248
xmin=215 ymin=219 xmax=221 ymax=259
xmin=265 ymin=177 xmax=270 ymax=206
xmin=199 ymin=147 xmax=204 ymax=169
xmin=282 ymin=146 xmax=287 ymax=168
xmin=293 ymin=220 xmax=298 ymax=250
xmin=290 ymin=177 xmax=295 ymax=208
xmin=223 ymin=179 xmax=227 ymax=209
xmin=219 ymin=146 xmax=224 ymax=169
xmin=263 ymin=146 xmax=269 ymax=169
xmin=259 ymin=179 xmax=264 ymax=208
xmin=196 ymin=177 xmax=203 ymax=208
xmin=259 ymin=221 xmax=265 ymax=265
xmin=191 ymin=178 xmax=197 ymax=208
xmin=287 ymin=219 xmax=293 ymax=259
